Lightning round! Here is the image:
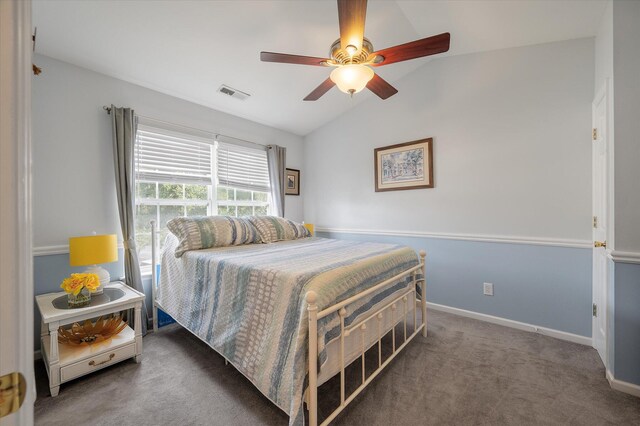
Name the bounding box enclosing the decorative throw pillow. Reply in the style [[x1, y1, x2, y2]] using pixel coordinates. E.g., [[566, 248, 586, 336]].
[[167, 216, 259, 257], [247, 216, 311, 243]]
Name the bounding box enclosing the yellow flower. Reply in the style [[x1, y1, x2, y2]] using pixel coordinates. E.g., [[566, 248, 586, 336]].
[[61, 276, 83, 295], [83, 274, 100, 292], [60, 273, 101, 295]]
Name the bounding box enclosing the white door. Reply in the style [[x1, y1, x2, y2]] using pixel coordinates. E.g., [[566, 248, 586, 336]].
[[592, 83, 609, 365], [0, 0, 35, 424]]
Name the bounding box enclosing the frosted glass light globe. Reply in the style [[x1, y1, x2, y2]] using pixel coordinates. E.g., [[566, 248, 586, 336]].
[[330, 64, 375, 95]]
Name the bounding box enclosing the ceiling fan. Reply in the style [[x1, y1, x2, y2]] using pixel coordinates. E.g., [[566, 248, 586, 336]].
[[260, 0, 450, 101]]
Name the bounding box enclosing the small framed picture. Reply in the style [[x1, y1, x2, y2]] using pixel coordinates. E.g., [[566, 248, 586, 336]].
[[374, 138, 434, 192], [285, 168, 300, 195]]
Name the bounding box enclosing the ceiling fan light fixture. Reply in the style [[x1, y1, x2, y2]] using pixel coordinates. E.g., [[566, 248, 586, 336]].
[[345, 44, 358, 56], [260, 1, 450, 101], [330, 64, 374, 95]]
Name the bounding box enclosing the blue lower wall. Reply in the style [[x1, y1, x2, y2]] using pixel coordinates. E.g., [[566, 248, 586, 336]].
[[607, 259, 616, 373], [318, 231, 592, 337], [35, 237, 638, 386], [613, 262, 640, 385], [33, 249, 153, 351], [33, 234, 595, 348]]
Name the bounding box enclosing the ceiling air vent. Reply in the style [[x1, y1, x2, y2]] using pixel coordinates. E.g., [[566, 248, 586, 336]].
[[217, 85, 250, 101]]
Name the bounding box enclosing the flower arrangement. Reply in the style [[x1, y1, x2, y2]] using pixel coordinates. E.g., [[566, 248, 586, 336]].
[[61, 273, 100, 295]]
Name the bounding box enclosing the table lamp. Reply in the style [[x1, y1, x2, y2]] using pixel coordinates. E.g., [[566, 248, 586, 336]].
[[303, 223, 314, 236], [69, 234, 118, 295]]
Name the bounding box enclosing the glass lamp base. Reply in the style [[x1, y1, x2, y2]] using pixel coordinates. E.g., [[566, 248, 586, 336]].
[[83, 265, 110, 295]]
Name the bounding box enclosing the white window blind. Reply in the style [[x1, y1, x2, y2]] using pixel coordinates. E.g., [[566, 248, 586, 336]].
[[217, 142, 270, 193], [135, 122, 213, 185]]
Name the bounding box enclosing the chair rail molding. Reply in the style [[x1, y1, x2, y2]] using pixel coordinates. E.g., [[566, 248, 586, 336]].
[[607, 250, 640, 265], [316, 227, 591, 249], [33, 243, 125, 257]]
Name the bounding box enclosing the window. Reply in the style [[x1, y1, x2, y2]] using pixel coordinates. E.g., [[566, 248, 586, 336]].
[[134, 119, 270, 273], [216, 186, 270, 217], [216, 142, 270, 217]]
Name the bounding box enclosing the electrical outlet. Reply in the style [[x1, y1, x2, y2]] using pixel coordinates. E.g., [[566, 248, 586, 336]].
[[483, 282, 494, 296]]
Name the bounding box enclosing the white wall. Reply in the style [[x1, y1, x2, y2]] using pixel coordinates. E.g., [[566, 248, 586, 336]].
[[594, 1, 613, 94], [32, 54, 304, 249], [594, 0, 640, 255], [304, 38, 594, 242], [612, 0, 640, 253]]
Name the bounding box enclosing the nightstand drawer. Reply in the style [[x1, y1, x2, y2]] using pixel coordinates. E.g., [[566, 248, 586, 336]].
[[60, 342, 136, 382]]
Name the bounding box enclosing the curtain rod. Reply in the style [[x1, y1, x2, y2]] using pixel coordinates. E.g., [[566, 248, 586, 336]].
[[102, 105, 269, 149]]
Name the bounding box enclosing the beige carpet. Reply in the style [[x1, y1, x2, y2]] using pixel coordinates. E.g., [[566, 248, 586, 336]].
[[35, 310, 640, 425]]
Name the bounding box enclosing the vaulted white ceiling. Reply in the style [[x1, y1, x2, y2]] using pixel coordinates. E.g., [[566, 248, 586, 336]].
[[33, 0, 607, 135]]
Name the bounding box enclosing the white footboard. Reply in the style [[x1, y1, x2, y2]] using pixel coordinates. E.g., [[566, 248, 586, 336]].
[[151, 219, 159, 333], [306, 250, 427, 426]]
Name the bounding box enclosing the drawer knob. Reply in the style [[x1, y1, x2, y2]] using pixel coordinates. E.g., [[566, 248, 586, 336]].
[[89, 353, 115, 367]]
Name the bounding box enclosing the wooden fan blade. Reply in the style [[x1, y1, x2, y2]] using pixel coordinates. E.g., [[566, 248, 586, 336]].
[[338, 0, 367, 51], [367, 74, 398, 100], [260, 52, 329, 67], [303, 78, 336, 101], [370, 33, 450, 67]]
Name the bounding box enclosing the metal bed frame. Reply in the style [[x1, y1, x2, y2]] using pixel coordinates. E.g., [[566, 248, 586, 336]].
[[149, 220, 427, 425]]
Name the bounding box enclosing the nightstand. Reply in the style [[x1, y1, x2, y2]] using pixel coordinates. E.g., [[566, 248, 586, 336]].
[[35, 282, 144, 397]]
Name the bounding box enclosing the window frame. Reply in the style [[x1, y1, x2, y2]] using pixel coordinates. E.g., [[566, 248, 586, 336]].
[[133, 120, 272, 275]]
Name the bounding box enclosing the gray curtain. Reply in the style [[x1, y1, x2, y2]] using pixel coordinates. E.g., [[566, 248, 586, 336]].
[[111, 105, 148, 335], [266, 145, 286, 217]]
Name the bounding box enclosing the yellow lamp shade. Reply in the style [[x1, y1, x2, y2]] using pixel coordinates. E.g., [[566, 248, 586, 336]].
[[304, 223, 314, 236], [69, 234, 118, 267]]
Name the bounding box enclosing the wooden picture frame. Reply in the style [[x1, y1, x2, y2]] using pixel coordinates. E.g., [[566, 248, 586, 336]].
[[285, 168, 300, 195], [374, 138, 433, 192]]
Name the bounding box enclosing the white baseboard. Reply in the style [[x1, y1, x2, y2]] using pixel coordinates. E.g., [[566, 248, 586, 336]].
[[427, 302, 592, 346], [607, 369, 640, 397]]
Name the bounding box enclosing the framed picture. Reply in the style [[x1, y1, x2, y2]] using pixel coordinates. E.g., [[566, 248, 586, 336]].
[[285, 168, 300, 195], [374, 138, 433, 192]]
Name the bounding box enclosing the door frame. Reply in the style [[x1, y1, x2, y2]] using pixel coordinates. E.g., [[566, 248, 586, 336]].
[[591, 79, 612, 367], [0, 0, 34, 424], [597, 78, 615, 252]]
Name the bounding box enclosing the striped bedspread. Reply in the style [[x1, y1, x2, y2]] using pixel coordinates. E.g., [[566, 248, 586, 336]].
[[158, 236, 419, 425]]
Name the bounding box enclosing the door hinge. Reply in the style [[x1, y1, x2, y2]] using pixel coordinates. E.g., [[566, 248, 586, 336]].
[[593, 128, 598, 141], [593, 303, 598, 317], [593, 216, 598, 228], [0, 372, 26, 418]]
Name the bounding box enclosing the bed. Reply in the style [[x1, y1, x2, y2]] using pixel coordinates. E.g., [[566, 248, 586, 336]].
[[150, 218, 426, 426]]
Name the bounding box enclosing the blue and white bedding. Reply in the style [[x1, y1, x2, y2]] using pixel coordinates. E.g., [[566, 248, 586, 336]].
[[158, 235, 420, 425]]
